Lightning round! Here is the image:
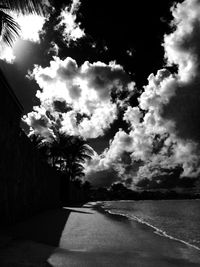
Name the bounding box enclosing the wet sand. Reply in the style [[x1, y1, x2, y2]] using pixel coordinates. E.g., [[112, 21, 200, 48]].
[[0, 203, 200, 266]]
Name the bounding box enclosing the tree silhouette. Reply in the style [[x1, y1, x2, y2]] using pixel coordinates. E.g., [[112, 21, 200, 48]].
[[0, 0, 43, 46], [30, 130, 94, 182], [2, 0, 43, 14], [64, 136, 94, 181], [29, 133, 51, 164], [0, 6, 20, 46]]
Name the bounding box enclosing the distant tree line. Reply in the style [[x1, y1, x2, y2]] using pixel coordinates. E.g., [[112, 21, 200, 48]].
[[88, 182, 200, 201]]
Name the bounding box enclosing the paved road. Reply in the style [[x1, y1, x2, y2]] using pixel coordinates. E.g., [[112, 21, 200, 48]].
[[0, 204, 200, 266]]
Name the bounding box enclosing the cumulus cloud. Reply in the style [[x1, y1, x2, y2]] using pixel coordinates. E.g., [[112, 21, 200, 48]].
[[162, 0, 200, 142], [85, 130, 134, 171], [85, 0, 200, 188], [0, 46, 15, 63], [25, 106, 55, 139], [56, 0, 85, 45], [24, 57, 133, 139], [84, 129, 142, 186]]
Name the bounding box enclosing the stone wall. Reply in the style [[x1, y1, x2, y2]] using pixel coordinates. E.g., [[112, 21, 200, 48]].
[[0, 71, 61, 225]]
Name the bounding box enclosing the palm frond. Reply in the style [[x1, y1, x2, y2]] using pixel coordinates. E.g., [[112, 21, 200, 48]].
[[1, 0, 43, 15], [29, 128, 94, 180], [0, 9, 20, 46]]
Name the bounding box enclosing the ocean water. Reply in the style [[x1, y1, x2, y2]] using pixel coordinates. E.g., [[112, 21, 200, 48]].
[[100, 199, 200, 250]]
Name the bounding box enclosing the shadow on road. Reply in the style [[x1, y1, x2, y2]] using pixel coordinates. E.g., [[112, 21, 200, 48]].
[[10, 208, 91, 246], [0, 207, 90, 266]]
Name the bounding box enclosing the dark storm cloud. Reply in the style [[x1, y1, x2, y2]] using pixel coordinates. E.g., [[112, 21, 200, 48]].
[[136, 166, 196, 190], [86, 169, 118, 188]]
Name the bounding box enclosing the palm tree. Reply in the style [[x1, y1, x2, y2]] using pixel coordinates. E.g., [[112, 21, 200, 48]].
[[1, 0, 43, 15], [31, 130, 94, 181], [48, 132, 72, 171], [30, 130, 94, 204], [29, 133, 51, 164], [49, 133, 94, 181], [64, 136, 94, 181], [0, 6, 20, 46], [29, 132, 66, 169], [0, 0, 44, 46]]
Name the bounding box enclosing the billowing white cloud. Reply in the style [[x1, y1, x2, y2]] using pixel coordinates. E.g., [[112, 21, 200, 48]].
[[56, 0, 85, 45], [163, 0, 200, 81], [0, 45, 15, 63], [84, 129, 142, 187], [162, 0, 200, 143], [24, 57, 133, 139], [25, 106, 55, 139], [85, 0, 200, 188]]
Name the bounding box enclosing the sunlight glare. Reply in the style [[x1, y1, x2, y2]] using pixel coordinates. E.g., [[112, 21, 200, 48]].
[[0, 12, 46, 64], [14, 13, 46, 43]]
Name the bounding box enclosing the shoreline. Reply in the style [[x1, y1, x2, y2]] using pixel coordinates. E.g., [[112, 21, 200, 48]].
[[92, 201, 200, 252], [57, 204, 200, 266]]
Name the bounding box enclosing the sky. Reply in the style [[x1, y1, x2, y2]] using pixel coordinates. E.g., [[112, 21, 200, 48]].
[[1, 0, 200, 190]]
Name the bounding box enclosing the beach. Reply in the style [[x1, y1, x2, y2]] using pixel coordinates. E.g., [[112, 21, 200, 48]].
[[0, 202, 200, 266]]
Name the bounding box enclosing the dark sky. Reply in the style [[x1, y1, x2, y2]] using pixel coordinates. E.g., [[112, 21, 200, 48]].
[[1, 0, 175, 112], [1, 0, 200, 190]]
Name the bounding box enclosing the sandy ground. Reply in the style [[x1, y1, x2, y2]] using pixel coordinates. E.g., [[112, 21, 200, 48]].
[[0, 203, 200, 266]]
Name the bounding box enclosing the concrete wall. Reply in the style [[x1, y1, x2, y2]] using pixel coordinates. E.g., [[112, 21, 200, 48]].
[[0, 71, 61, 225]]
